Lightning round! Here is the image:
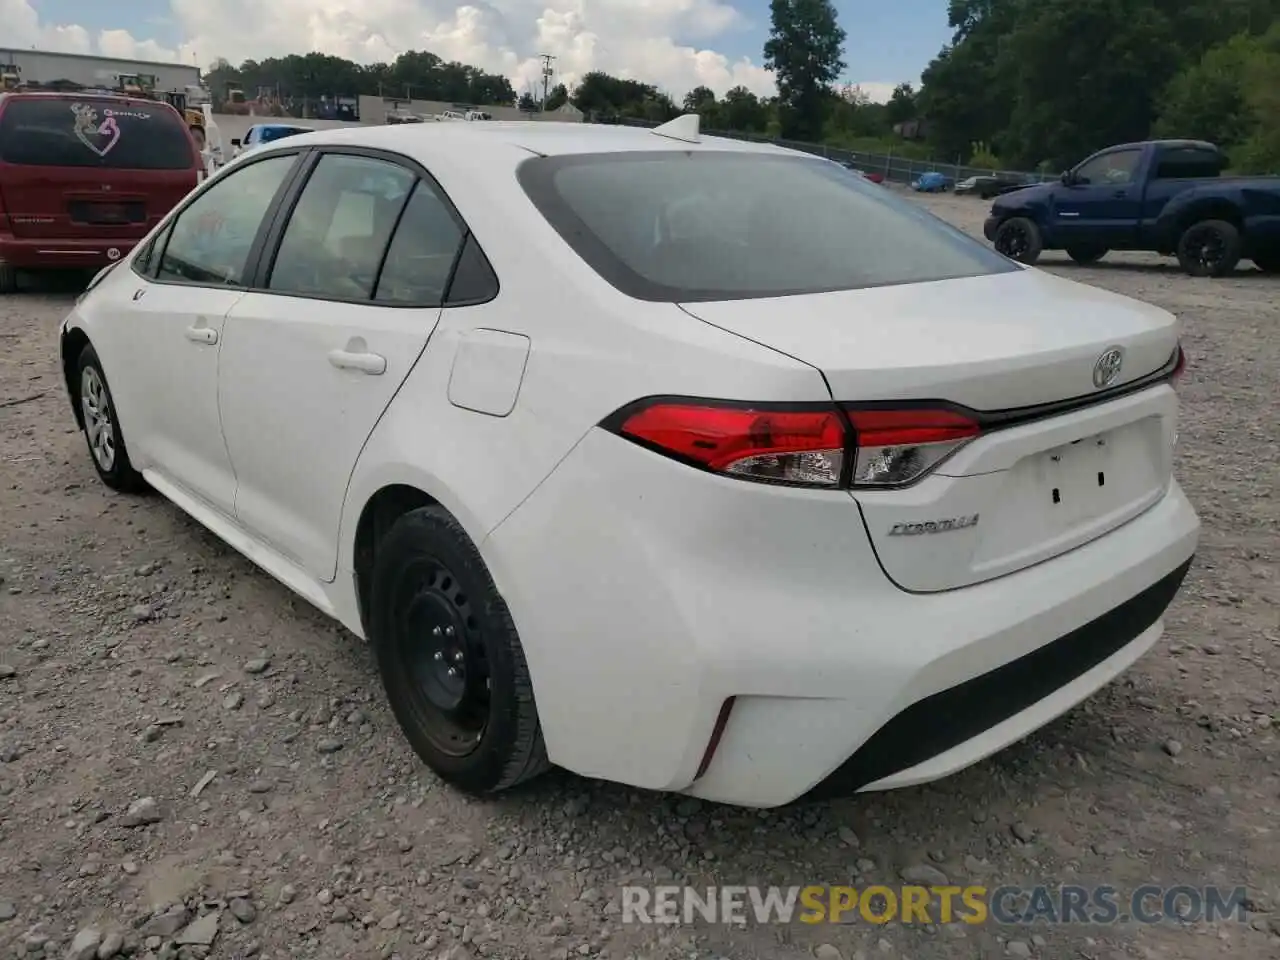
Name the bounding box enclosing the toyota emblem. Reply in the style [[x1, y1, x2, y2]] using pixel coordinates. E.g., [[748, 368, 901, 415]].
[[1092, 347, 1124, 389]]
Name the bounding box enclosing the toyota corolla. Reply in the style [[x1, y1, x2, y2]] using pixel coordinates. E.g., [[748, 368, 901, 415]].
[[58, 116, 1198, 808]]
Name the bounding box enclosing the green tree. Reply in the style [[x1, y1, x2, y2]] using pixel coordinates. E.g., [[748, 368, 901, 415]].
[[884, 83, 917, 126], [545, 83, 569, 111], [683, 86, 717, 112], [719, 86, 768, 131], [764, 0, 847, 140]]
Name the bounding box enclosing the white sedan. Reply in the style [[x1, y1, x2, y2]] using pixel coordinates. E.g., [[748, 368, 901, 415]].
[[58, 116, 1199, 808]]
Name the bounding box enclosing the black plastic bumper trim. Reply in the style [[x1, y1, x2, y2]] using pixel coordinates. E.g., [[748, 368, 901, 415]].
[[801, 555, 1193, 802]]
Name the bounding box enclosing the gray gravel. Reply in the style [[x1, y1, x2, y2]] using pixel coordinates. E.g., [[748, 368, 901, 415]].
[[2, 203, 1279, 959]]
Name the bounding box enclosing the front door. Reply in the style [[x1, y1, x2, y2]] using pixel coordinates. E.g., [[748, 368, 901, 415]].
[[102, 151, 302, 515], [1052, 146, 1143, 248], [217, 151, 467, 580]]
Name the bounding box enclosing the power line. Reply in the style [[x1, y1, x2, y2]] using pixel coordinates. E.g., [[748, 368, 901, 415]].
[[538, 53, 556, 111]]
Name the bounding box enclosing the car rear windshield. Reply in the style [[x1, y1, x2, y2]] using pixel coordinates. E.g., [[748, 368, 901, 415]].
[[0, 97, 194, 170], [517, 150, 1018, 302]]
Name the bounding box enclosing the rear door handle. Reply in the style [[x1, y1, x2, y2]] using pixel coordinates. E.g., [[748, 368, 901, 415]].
[[328, 349, 386, 375], [185, 324, 218, 345]]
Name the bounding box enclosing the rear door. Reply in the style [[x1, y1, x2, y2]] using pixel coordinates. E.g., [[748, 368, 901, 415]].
[[0, 96, 197, 241], [217, 149, 472, 581]]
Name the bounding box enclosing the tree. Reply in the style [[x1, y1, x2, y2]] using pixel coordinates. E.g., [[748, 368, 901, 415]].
[[545, 83, 569, 111], [885, 83, 917, 126], [683, 86, 717, 112], [720, 86, 768, 131], [763, 0, 847, 140]]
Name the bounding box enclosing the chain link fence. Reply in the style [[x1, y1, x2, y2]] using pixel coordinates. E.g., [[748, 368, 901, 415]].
[[597, 116, 1054, 188]]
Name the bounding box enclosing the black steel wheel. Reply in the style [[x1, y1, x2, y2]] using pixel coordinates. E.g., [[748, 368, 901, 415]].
[[369, 505, 550, 794], [1176, 219, 1242, 277], [992, 216, 1043, 265]]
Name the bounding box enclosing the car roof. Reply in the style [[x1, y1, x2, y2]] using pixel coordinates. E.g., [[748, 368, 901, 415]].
[[267, 119, 805, 163]]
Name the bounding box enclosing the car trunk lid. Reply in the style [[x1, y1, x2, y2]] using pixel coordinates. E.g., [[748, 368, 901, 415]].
[[679, 268, 1182, 591]]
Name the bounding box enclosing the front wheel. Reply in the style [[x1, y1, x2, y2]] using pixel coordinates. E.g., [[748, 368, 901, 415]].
[[75, 344, 147, 492], [1177, 220, 1242, 277], [993, 216, 1043, 265], [1066, 246, 1107, 265], [369, 505, 550, 795]]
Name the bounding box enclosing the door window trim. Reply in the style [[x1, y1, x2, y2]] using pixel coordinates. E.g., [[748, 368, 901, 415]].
[[135, 148, 310, 291], [246, 145, 498, 309]]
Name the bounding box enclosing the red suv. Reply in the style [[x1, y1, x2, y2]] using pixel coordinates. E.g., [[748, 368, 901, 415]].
[[0, 91, 202, 292]]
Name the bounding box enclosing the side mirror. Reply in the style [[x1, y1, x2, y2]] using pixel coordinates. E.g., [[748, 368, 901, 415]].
[[1060, 170, 1072, 185], [230, 138, 241, 147]]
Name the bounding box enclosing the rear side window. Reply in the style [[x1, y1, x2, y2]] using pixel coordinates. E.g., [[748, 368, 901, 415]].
[[0, 97, 194, 170], [374, 179, 465, 304], [1153, 147, 1222, 179], [267, 154, 416, 301], [517, 151, 1017, 302]]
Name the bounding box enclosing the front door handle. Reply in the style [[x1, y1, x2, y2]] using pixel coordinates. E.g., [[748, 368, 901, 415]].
[[185, 324, 218, 345], [328, 348, 386, 375]]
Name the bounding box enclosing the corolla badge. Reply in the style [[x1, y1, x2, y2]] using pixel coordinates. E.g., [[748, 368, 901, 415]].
[[1092, 346, 1124, 389]]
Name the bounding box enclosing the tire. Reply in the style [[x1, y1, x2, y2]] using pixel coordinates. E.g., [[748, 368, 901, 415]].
[[1252, 253, 1280, 274], [75, 344, 147, 493], [0, 265, 17, 294], [369, 505, 550, 795], [1176, 219, 1242, 277], [1066, 246, 1107, 265], [993, 216, 1043, 264]]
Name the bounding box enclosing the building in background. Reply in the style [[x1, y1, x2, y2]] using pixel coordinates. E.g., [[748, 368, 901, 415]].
[[0, 48, 202, 97]]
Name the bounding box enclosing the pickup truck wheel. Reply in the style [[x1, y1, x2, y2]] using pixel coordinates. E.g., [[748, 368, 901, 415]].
[[993, 217, 1043, 265], [1252, 253, 1280, 273], [1177, 220, 1242, 277], [1066, 246, 1107, 265]]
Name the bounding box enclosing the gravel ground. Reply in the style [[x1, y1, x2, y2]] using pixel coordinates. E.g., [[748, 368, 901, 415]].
[[1, 194, 1278, 960]]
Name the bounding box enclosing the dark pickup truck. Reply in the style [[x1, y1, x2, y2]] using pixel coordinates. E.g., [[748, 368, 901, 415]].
[[983, 139, 1280, 276]]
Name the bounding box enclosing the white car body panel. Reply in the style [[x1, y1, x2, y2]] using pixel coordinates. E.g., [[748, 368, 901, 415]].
[[59, 120, 1199, 808]]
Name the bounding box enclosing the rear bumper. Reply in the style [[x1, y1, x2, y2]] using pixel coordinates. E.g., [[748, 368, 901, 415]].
[[0, 235, 136, 269], [983, 216, 1001, 241], [484, 427, 1199, 808]]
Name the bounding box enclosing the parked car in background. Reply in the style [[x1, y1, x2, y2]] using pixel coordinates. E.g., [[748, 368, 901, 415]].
[[911, 171, 951, 192], [983, 139, 1280, 275], [955, 173, 1032, 199], [838, 160, 884, 184], [231, 123, 315, 158], [0, 90, 203, 293]]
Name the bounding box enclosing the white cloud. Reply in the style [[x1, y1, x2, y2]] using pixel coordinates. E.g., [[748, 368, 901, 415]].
[[2, 0, 902, 103]]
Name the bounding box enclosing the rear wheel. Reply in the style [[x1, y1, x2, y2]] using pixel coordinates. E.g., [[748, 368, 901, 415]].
[[993, 216, 1043, 265], [369, 505, 550, 794], [1066, 246, 1107, 265], [75, 344, 147, 492], [1176, 220, 1242, 277]]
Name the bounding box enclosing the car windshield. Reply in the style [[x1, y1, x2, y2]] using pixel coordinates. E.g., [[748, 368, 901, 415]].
[[517, 150, 1017, 302], [0, 97, 194, 169]]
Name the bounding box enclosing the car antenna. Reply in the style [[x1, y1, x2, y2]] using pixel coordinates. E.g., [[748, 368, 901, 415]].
[[651, 113, 700, 144]]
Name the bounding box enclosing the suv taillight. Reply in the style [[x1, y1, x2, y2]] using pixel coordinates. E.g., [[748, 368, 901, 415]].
[[603, 399, 980, 489]]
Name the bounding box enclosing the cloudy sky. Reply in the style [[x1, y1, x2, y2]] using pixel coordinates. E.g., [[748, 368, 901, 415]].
[[5, 0, 950, 103]]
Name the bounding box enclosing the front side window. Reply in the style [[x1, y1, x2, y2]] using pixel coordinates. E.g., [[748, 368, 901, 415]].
[[267, 153, 416, 300], [155, 154, 297, 286], [0, 97, 194, 170], [1074, 148, 1142, 186], [517, 150, 1017, 302]]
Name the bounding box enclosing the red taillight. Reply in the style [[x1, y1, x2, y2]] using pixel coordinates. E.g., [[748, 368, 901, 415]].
[[615, 401, 848, 486], [605, 399, 981, 489]]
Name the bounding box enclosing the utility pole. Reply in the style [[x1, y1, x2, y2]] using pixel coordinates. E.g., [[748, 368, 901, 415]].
[[538, 54, 556, 111]]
